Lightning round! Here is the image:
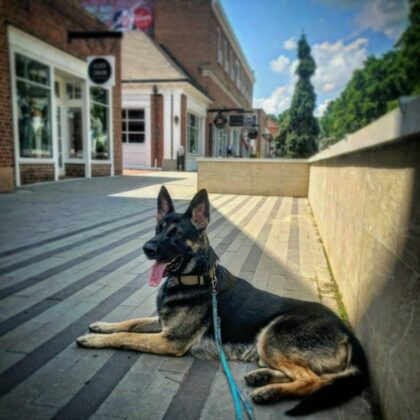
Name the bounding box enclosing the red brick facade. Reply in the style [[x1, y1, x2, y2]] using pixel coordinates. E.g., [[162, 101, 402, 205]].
[[91, 164, 111, 177], [65, 163, 85, 178], [150, 92, 164, 167], [0, 0, 122, 190], [20, 164, 54, 185], [154, 0, 252, 111]]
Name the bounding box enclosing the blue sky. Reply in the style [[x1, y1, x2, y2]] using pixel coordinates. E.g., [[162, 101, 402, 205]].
[[221, 0, 410, 116]]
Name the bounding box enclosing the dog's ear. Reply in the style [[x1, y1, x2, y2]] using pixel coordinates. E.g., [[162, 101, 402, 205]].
[[185, 189, 210, 230], [157, 186, 174, 221]]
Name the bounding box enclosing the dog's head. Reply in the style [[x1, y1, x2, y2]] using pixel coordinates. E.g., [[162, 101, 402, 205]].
[[143, 186, 211, 286]]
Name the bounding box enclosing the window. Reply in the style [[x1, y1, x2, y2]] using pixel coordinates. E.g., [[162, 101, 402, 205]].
[[66, 82, 82, 99], [122, 109, 145, 143], [224, 40, 229, 73], [15, 53, 52, 158], [230, 50, 235, 79], [187, 112, 201, 154], [235, 60, 240, 89], [90, 87, 110, 160], [217, 28, 223, 64]]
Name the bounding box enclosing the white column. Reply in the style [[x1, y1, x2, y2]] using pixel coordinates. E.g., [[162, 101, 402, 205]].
[[172, 90, 182, 160], [163, 90, 172, 160], [51, 67, 59, 181], [83, 81, 91, 178]]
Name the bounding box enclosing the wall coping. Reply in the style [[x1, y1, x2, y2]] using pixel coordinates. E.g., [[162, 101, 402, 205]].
[[310, 96, 420, 163], [197, 158, 308, 164]]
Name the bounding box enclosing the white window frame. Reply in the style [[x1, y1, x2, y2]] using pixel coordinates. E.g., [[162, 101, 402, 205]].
[[230, 50, 235, 80], [217, 27, 223, 65], [235, 60, 241, 89], [122, 108, 146, 144], [186, 112, 202, 155], [90, 86, 112, 164], [224, 40, 229, 73]]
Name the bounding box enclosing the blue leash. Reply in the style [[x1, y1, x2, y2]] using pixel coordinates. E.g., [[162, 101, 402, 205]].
[[211, 275, 256, 420]]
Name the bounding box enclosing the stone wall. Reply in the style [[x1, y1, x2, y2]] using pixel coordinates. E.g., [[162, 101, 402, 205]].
[[308, 99, 420, 419], [197, 158, 309, 197]]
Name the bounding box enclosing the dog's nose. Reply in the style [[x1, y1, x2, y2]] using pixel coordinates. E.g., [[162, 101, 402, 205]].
[[143, 242, 158, 258]]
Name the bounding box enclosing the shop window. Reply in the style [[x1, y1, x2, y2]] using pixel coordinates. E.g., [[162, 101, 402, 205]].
[[15, 53, 52, 158], [217, 28, 223, 65], [68, 107, 83, 159], [122, 109, 145, 143], [90, 87, 110, 160], [187, 112, 201, 154]]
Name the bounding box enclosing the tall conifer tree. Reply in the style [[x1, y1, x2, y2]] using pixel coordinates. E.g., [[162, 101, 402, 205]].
[[284, 34, 319, 157]]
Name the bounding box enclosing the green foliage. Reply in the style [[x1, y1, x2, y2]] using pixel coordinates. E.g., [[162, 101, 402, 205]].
[[320, 0, 420, 144], [279, 35, 319, 158]]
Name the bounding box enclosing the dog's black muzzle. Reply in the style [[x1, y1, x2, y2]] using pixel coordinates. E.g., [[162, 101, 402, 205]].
[[143, 241, 158, 259]]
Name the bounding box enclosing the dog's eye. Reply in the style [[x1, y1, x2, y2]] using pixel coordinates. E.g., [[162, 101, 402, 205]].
[[168, 227, 180, 236]]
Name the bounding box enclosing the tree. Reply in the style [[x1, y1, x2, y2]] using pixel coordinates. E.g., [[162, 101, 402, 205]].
[[320, 0, 420, 143], [283, 34, 319, 158], [274, 110, 290, 156]]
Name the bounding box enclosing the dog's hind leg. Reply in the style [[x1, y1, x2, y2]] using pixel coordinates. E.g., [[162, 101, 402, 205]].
[[250, 360, 330, 404], [89, 316, 161, 334], [245, 368, 291, 387]]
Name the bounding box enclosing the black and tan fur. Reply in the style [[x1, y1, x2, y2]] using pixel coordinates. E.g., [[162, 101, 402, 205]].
[[77, 186, 368, 416]]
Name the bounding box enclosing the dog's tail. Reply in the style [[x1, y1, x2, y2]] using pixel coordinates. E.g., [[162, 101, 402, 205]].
[[286, 339, 368, 417]]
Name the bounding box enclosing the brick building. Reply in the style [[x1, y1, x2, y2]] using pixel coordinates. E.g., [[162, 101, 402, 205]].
[[84, 0, 258, 170], [0, 0, 122, 192]]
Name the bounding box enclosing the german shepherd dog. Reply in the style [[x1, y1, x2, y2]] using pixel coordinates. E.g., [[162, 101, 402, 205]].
[[77, 187, 368, 416]]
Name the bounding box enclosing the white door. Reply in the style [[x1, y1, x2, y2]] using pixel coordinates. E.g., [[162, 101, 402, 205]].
[[122, 108, 149, 168]]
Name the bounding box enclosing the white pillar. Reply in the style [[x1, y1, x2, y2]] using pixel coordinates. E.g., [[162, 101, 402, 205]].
[[172, 90, 182, 160], [83, 81, 91, 178], [163, 90, 172, 160]]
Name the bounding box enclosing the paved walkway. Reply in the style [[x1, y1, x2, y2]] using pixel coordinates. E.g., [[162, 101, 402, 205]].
[[0, 173, 371, 419]]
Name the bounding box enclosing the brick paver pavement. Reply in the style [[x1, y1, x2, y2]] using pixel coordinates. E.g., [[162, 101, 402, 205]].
[[0, 173, 371, 419]]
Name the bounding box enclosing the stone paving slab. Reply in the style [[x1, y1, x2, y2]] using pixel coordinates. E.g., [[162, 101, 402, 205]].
[[0, 173, 372, 419]]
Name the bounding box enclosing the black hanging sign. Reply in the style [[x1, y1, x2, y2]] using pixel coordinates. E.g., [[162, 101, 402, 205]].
[[214, 112, 227, 129], [88, 56, 115, 87]]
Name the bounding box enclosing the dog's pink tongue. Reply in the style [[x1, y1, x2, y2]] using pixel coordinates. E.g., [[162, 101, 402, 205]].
[[149, 262, 167, 287]]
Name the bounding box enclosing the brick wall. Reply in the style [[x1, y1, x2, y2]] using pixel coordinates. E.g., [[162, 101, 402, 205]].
[[181, 94, 187, 149], [154, 0, 252, 110], [91, 164, 111, 177], [0, 0, 122, 187], [20, 164, 54, 185], [150, 92, 163, 167], [65, 163, 85, 178], [0, 1, 15, 192]]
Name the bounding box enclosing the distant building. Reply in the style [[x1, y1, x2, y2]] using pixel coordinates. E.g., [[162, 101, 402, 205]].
[[0, 0, 123, 191], [84, 0, 259, 170]]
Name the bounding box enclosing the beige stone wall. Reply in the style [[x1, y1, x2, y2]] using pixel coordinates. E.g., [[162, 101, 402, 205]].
[[308, 136, 419, 419], [197, 158, 309, 197]]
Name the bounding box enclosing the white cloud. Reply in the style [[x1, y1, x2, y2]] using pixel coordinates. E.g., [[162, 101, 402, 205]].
[[284, 37, 297, 50], [253, 86, 292, 115], [315, 99, 331, 117], [316, 0, 409, 39], [255, 37, 369, 116], [270, 55, 291, 74], [312, 38, 368, 95]]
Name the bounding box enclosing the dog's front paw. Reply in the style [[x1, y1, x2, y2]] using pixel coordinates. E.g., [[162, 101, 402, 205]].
[[251, 386, 280, 404], [76, 334, 107, 348], [89, 322, 113, 333]]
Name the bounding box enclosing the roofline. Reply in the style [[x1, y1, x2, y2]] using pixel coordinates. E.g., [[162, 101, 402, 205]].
[[122, 79, 214, 102], [211, 0, 255, 83]]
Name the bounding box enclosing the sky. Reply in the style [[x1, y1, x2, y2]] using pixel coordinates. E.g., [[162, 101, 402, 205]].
[[221, 0, 410, 117]]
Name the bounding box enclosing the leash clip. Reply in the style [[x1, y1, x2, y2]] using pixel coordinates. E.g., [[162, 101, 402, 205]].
[[211, 273, 217, 294]]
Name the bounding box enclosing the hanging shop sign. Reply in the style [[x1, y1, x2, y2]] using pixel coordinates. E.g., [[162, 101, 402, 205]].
[[87, 56, 115, 87], [248, 128, 259, 139], [229, 115, 244, 127], [214, 112, 227, 129]]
